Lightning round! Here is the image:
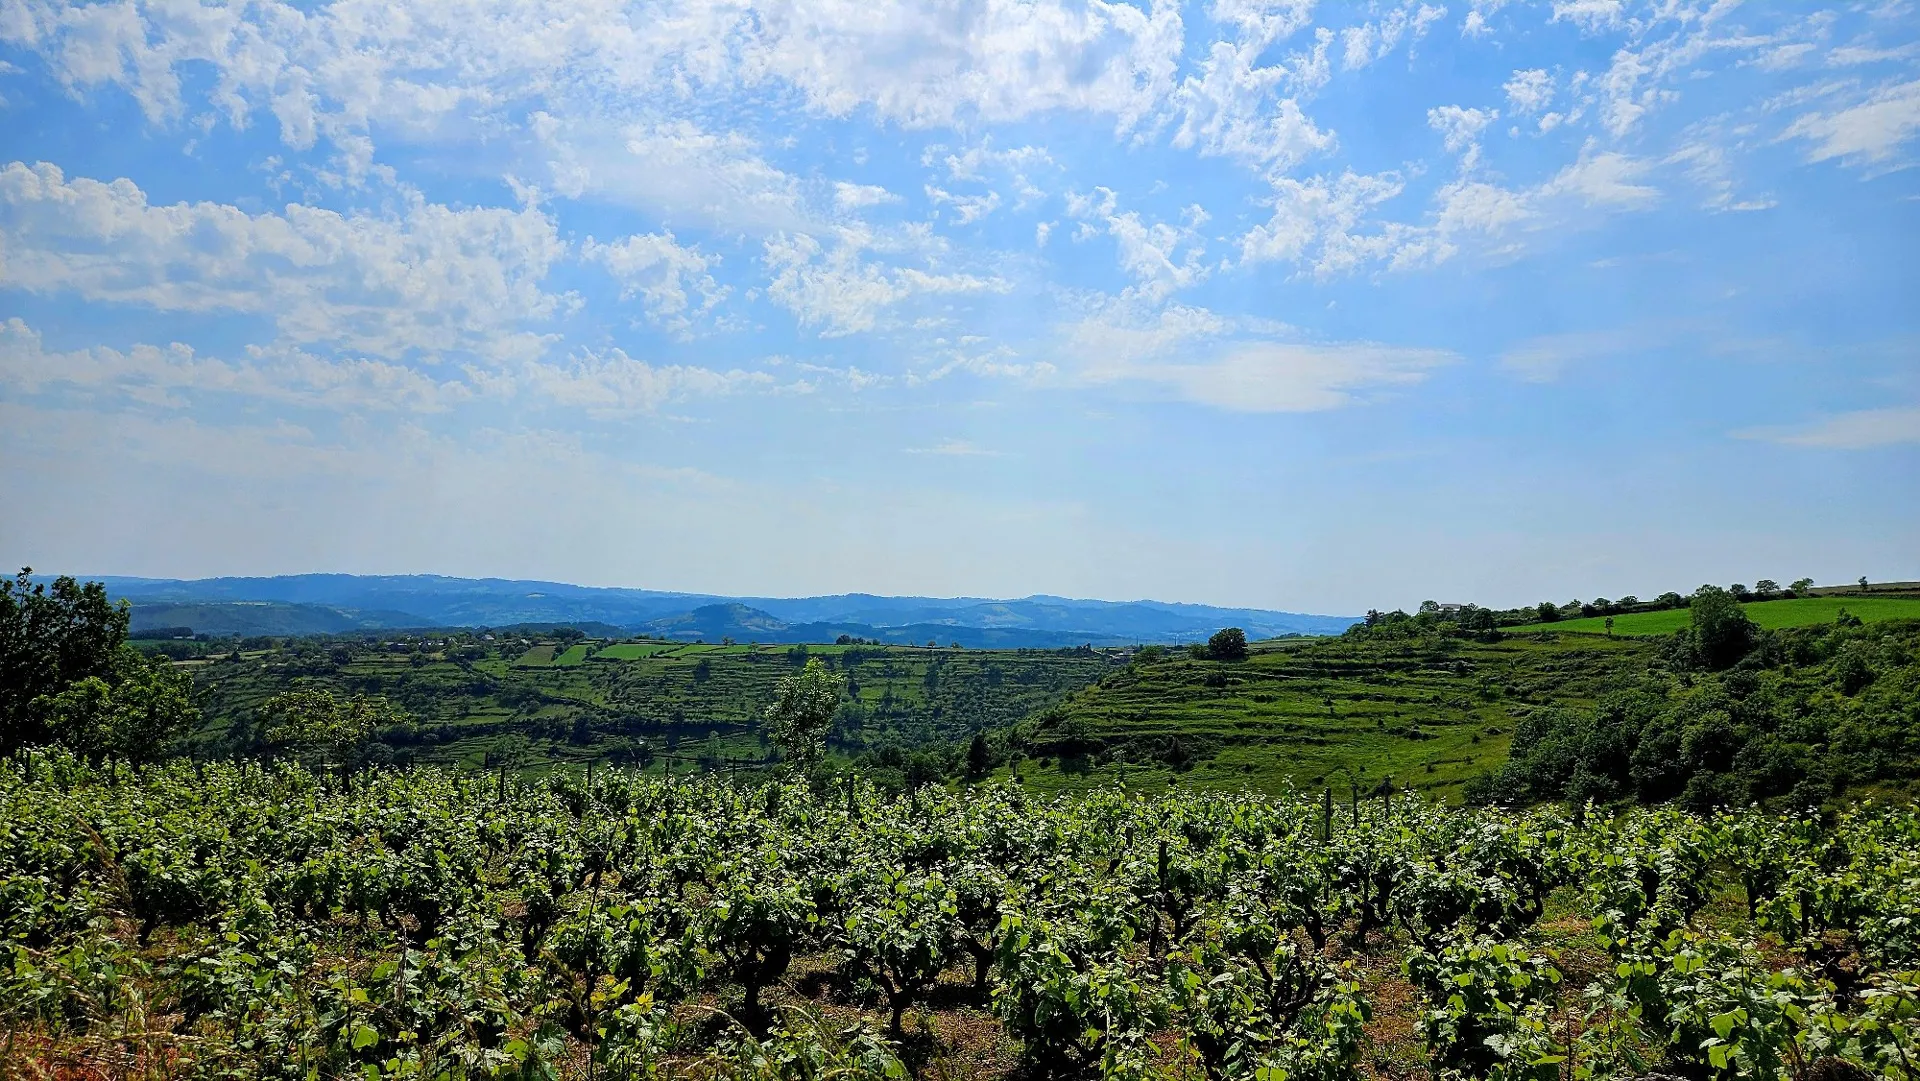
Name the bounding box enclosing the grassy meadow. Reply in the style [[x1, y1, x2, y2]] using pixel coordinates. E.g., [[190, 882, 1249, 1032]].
[[1518, 594, 1920, 636]]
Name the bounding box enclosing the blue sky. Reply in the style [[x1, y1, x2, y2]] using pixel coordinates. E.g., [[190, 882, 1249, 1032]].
[[1, 0, 1916, 614]]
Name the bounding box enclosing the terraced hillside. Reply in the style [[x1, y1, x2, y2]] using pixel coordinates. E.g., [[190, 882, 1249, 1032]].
[[1010, 633, 1659, 800], [184, 637, 1118, 769]]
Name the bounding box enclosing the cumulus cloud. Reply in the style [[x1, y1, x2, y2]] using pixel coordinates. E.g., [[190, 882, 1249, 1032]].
[[1236, 170, 1408, 275], [1340, 4, 1448, 71], [833, 182, 902, 210], [761, 232, 1007, 337], [740, 0, 1187, 130], [1428, 104, 1498, 166], [581, 231, 727, 337], [1504, 69, 1553, 114], [1550, 0, 1624, 34], [0, 317, 470, 413], [1167, 20, 1336, 174], [542, 120, 817, 235], [1066, 188, 1214, 300], [483, 349, 773, 417], [0, 161, 564, 360]]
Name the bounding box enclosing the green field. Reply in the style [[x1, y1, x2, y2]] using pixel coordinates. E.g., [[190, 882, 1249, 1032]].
[[592, 641, 681, 660], [1518, 595, 1920, 636], [1010, 633, 1657, 801], [552, 643, 591, 665], [512, 643, 557, 665]]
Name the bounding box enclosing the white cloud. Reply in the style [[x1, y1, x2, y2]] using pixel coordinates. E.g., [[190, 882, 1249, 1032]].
[[1784, 78, 1920, 166], [1461, 0, 1507, 39], [1208, 0, 1317, 46], [927, 186, 1003, 224], [543, 120, 816, 235], [834, 182, 902, 210], [1062, 299, 1235, 364], [1428, 104, 1498, 163], [1504, 69, 1553, 114], [1067, 188, 1214, 299], [485, 348, 772, 417], [581, 231, 727, 337], [0, 315, 775, 419], [0, 161, 564, 361], [1541, 145, 1660, 207], [1735, 407, 1920, 449], [1341, 3, 1447, 70], [1497, 329, 1641, 383], [1666, 142, 1776, 211], [1057, 296, 1448, 412], [904, 438, 1005, 456], [761, 231, 1007, 337], [0, 317, 469, 413], [1098, 339, 1457, 412], [1550, 0, 1624, 34], [1168, 23, 1336, 174], [933, 141, 1056, 206], [740, 0, 1186, 130], [1236, 170, 1408, 275]]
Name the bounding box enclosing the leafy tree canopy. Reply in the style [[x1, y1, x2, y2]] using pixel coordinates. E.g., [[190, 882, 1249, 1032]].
[[2, 568, 198, 760], [1206, 627, 1249, 662], [262, 688, 409, 771], [766, 658, 842, 771]]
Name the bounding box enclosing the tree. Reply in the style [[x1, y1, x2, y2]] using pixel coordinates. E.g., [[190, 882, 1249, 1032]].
[[1754, 579, 1779, 598], [765, 658, 841, 771], [1, 569, 131, 753], [262, 689, 406, 771], [967, 729, 993, 777], [1688, 586, 1757, 670], [41, 651, 197, 761], [1207, 627, 1249, 662], [1859, 576, 1871, 591], [1535, 602, 1561, 623], [1792, 578, 1815, 595]]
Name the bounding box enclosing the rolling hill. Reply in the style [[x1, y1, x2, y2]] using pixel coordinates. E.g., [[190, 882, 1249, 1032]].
[[77, 572, 1358, 645]]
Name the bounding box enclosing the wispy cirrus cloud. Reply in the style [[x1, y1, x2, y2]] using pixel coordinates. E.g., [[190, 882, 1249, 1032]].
[[1735, 407, 1920, 449]]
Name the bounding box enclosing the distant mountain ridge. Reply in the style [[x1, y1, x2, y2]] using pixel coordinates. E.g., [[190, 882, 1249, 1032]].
[[65, 573, 1359, 644]]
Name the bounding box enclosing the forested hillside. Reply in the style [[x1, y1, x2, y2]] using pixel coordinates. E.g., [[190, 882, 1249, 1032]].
[[182, 635, 1118, 774], [1012, 601, 1920, 807]]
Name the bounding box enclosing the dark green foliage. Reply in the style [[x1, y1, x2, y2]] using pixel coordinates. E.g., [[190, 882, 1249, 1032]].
[[1473, 618, 1920, 808], [1206, 627, 1249, 661], [2, 570, 199, 760], [1, 569, 133, 752], [1681, 585, 1759, 669], [185, 635, 1113, 773], [966, 729, 993, 777], [37, 651, 199, 762]]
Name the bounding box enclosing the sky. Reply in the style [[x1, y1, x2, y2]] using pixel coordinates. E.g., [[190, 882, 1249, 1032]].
[[0, 0, 1917, 615]]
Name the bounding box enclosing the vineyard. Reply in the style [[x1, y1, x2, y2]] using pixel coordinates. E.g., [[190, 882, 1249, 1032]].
[[5, 751, 1917, 1080]]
